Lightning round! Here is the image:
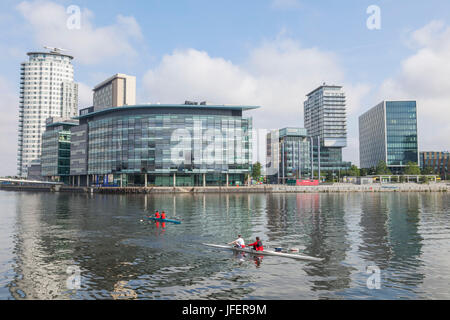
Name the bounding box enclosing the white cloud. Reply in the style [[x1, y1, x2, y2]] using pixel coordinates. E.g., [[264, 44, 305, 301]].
[[143, 40, 345, 129], [144, 49, 258, 106], [0, 76, 19, 176], [379, 20, 450, 152], [143, 37, 371, 165], [16, 1, 143, 65]]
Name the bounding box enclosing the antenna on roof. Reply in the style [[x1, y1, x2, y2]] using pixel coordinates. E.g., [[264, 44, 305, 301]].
[[43, 46, 68, 54]]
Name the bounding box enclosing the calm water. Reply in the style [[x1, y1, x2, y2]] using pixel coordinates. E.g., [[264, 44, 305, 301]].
[[0, 190, 449, 300]]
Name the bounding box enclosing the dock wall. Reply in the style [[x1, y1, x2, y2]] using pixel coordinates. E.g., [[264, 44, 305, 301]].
[[2, 183, 449, 194]]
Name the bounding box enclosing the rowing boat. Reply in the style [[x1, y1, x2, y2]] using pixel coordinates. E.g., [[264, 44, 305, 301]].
[[203, 243, 323, 262], [145, 217, 182, 224]]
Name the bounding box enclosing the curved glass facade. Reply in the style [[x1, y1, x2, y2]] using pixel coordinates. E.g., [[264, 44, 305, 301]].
[[72, 105, 256, 186]]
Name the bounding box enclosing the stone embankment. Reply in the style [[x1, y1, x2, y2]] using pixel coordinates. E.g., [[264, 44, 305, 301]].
[[2, 183, 449, 194], [93, 183, 449, 194]]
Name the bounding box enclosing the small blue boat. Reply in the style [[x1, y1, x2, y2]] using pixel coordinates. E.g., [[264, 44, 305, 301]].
[[145, 217, 182, 224]]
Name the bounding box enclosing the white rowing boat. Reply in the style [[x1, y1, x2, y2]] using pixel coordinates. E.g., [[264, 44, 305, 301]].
[[203, 243, 323, 262]]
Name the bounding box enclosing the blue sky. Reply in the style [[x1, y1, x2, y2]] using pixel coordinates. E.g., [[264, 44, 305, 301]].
[[1, 0, 450, 175]]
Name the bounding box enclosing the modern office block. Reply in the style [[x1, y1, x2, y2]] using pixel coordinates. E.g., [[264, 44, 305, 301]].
[[69, 124, 89, 175], [41, 117, 78, 183], [359, 101, 418, 173], [266, 127, 311, 184], [67, 103, 258, 187], [303, 84, 349, 172], [420, 151, 449, 180], [93, 73, 136, 111], [26, 159, 43, 181], [17, 48, 78, 177]]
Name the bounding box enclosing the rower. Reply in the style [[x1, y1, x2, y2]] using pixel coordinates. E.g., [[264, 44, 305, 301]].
[[161, 211, 166, 220], [248, 237, 264, 251], [155, 211, 160, 219], [229, 234, 245, 248]]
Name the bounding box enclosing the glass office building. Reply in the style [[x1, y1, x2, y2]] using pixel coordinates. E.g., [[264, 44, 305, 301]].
[[71, 104, 258, 186], [420, 151, 449, 180], [304, 84, 350, 172], [359, 101, 418, 173], [266, 128, 311, 184], [41, 118, 78, 183]]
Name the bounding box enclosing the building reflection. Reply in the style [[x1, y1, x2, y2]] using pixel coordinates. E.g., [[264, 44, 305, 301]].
[[359, 193, 392, 269], [10, 193, 78, 299], [9, 193, 145, 299], [305, 194, 353, 292], [264, 193, 320, 242], [358, 193, 425, 295], [6, 191, 432, 299], [265, 193, 353, 292], [384, 194, 424, 290]]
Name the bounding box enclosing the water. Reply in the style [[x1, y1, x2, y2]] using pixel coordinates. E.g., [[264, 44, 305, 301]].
[[0, 190, 449, 300]]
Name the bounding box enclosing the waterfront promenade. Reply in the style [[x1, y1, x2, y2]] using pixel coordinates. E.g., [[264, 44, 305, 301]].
[[1, 182, 449, 194]]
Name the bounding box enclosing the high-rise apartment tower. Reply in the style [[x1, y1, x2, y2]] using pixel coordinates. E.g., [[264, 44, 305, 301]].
[[17, 47, 78, 177], [303, 84, 349, 172]]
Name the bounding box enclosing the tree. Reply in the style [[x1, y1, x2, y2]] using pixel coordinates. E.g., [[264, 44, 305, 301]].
[[252, 162, 262, 181], [421, 166, 435, 175], [376, 161, 391, 175], [360, 168, 368, 176], [347, 165, 360, 177], [404, 161, 421, 175], [368, 166, 377, 175]]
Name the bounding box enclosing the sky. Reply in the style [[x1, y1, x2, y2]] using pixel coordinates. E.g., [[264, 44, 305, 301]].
[[1, 0, 450, 176]]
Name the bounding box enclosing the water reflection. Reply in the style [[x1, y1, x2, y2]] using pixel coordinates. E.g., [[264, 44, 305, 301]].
[[1, 191, 449, 299], [307, 195, 353, 293], [359, 193, 392, 269], [264, 193, 354, 293], [385, 194, 424, 294]]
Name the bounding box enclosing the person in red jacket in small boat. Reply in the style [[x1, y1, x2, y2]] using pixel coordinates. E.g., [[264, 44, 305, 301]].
[[248, 237, 264, 251], [161, 211, 166, 220], [155, 211, 160, 219]]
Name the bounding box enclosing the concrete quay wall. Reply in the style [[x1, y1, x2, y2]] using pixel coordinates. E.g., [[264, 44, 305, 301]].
[[93, 183, 449, 194], [2, 183, 448, 194]]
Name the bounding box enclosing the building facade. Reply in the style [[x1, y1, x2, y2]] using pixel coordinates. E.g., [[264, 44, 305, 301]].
[[68, 103, 257, 187], [93, 73, 136, 111], [266, 128, 311, 184], [359, 101, 418, 173], [304, 84, 349, 172], [69, 122, 89, 186], [26, 159, 42, 181], [41, 118, 78, 183], [420, 151, 449, 180], [17, 48, 78, 177]]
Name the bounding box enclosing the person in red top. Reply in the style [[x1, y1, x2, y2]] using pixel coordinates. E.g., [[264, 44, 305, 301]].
[[155, 211, 160, 219], [161, 211, 166, 220], [248, 237, 264, 251]]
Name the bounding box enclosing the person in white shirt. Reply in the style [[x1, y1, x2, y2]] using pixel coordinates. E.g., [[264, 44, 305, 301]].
[[229, 234, 245, 248]]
